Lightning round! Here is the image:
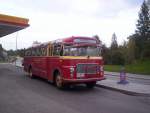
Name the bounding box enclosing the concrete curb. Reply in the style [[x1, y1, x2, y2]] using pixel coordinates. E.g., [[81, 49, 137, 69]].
[[105, 73, 150, 80], [96, 84, 150, 97]]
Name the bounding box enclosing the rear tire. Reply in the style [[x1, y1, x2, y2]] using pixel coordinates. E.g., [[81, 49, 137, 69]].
[[28, 68, 34, 78], [86, 82, 96, 89]]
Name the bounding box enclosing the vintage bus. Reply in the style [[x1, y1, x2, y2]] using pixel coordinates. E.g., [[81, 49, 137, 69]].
[[23, 36, 105, 89]]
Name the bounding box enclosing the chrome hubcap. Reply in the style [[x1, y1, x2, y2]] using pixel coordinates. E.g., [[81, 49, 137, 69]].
[[29, 70, 32, 77], [56, 75, 62, 88]]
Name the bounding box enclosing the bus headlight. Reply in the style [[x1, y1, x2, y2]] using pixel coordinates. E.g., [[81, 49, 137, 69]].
[[100, 66, 103, 71], [99, 66, 104, 76], [70, 67, 74, 78]]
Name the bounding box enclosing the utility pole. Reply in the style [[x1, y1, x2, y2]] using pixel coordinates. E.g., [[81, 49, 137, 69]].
[[15, 32, 18, 66]]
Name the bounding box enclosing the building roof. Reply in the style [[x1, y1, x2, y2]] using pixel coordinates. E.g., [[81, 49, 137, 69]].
[[0, 14, 29, 37]]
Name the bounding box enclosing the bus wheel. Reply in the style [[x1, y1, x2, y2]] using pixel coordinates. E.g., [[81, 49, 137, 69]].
[[55, 73, 64, 89], [86, 82, 96, 89], [28, 68, 34, 78]]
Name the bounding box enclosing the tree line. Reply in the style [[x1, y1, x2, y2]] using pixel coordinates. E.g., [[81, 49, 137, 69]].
[[102, 0, 150, 65], [2, 1, 150, 65]]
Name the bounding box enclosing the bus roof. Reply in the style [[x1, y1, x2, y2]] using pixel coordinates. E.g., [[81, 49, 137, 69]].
[[27, 36, 100, 49], [62, 36, 98, 44]]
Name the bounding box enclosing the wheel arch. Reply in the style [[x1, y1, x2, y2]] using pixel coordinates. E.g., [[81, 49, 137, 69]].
[[28, 64, 32, 72], [52, 68, 61, 83]]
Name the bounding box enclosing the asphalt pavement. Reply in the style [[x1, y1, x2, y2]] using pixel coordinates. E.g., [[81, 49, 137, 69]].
[[12, 59, 150, 96], [0, 63, 150, 113]]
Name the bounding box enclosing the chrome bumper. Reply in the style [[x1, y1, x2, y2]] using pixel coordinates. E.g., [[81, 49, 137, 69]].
[[62, 77, 106, 83]]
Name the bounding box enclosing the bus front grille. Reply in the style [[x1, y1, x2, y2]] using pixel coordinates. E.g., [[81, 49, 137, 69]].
[[76, 64, 99, 74]]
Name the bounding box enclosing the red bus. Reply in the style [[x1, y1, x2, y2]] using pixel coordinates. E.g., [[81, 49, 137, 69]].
[[23, 36, 105, 89]]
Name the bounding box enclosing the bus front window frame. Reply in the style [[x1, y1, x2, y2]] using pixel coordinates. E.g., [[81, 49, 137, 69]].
[[63, 45, 101, 57]]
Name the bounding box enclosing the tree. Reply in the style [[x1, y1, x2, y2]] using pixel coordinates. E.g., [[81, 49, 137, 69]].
[[111, 50, 125, 65], [0, 44, 6, 61], [118, 41, 128, 64], [0, 44, 3, 61], [136, 0, 150, 38], [101, 44, 111, 64], [110, 33, 119, 64], [127, 38, 136, 63], [101, 34, 126, 65], [93, 35, 102, 45], [111, 33, 118, 50], [135, 1, 150, 58]]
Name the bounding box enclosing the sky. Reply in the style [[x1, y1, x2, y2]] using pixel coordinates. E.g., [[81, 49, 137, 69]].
[[0, 0, 144, 50]]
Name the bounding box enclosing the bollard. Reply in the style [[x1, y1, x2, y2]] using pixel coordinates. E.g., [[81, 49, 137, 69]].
[[117, 66, 129, 84]]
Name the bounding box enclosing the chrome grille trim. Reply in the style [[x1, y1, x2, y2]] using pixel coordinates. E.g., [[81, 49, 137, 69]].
[[76, 63, 99, 74]]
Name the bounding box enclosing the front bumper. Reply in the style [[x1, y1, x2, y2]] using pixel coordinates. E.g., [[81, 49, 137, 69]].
[[62, 77, 106, 83]]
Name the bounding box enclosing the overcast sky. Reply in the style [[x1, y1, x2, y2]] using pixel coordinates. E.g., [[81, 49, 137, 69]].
[[0, 0, 144, 50]]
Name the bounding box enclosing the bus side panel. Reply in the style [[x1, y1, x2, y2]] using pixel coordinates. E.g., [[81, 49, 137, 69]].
[[47, 57, 62, 82], [32, 57, 47, 79], [23, 57, 32, 72]]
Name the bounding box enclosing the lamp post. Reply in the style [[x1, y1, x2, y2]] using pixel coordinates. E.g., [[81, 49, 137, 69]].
[[16, 32, 18, 51], [15, 32, 18, 66]]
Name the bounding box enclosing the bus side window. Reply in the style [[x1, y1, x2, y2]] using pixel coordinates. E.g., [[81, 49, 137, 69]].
[[32, 48, 36, 56], [51, 45, 54, 56], [40, 47, 43, 56], [38, 47, 42, 56], [28, 49, 31, 56], [25, 49, 31, 56], [44, 47, 47, 56], [49, 46, 51, 56], [60, 45, 63, 56], [53, 45, 61, 56], [41, 47, 47, 56], [25, 50, 28, 56], [36, 47, 41, 56], [47, 44, 52, 56]]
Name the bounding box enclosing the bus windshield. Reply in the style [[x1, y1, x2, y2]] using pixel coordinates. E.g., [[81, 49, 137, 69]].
[[63, 46, 101, 56]]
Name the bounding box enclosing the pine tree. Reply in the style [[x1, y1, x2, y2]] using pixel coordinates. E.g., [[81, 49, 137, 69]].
[[111, 33, 118, 50], [135, 0, 150, 58], [136, 0, 150, 39]]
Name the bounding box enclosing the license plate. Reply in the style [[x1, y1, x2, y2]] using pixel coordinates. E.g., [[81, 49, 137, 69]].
[[77, 73, 85, 78]]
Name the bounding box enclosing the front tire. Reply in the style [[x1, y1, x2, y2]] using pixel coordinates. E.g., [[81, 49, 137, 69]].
[[55, 73, 64, 89], [86, 82, 96, 88]]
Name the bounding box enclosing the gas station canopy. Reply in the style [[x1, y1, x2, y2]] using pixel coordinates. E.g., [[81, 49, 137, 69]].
[[0, 14, 29, 37]]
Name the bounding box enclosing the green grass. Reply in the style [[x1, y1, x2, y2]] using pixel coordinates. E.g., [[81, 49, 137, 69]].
[[104, 59, 150, 75]]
